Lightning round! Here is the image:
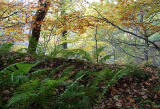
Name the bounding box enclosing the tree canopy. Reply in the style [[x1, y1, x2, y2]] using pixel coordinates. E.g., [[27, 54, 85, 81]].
[[0, 0, 160, 63]]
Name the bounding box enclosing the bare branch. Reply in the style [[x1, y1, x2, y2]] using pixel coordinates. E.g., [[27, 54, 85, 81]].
[[92, 8, 160, 51]]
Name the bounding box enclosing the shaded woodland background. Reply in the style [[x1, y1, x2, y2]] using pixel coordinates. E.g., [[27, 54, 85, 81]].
[[0, 0, 160, 66]]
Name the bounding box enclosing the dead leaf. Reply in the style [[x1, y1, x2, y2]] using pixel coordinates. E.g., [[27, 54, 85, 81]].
[[127, 96, 135, 103]]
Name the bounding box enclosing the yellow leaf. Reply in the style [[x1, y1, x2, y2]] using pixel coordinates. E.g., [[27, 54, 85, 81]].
[[56, 28, 64, 35]]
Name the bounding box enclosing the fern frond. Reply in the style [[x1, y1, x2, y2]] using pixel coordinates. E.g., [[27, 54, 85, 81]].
[[61, 49, 92, 62], [50, 44, 63, 58], [0, 43, 13, 56], [94, 47, 105, 58], [99, 54, 112, 63], [59, 74, 85, 99], [101, 67, 131, 98], [8, 92, 38, 107]]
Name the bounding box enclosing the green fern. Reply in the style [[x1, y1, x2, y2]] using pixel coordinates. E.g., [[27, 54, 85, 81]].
[[61, 49, 92, 62], [5, 61, 133, 109], [93, 47, 112, 63], [39, 77, 68, 93], [7, 66, 72, 108], [48, 65, 64, 77], [57, 73, 90, 109], [101, 66, 132, 98], [50, 44, 63, 58], [99, 54, 112, 63], [61, 66, 74, 77], [8, 79, 40, 107], [8, 92, 38, 107], [91, 68, 113, 86], [94, 47, 105, 59], [0, 43, 13, 56], [0, 61, 42, 86], [50, 45, 111, 63]]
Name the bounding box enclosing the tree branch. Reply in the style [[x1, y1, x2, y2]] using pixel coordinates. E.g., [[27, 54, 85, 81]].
[[92, 8, 160, 51]]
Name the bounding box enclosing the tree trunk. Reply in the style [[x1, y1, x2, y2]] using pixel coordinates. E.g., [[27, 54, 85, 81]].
[[60, 0, 68, 49], [144, 36, 149, 61], [62, 30, 67, 49], [95, 25, 98, 63], [139, 10, 149, 62], [28, 0, 51, 54]]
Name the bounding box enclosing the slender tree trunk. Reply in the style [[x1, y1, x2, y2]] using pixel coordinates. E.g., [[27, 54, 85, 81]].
[[61, 0, 67, 49], [28, 0, 51, 54], [62, 30, 67, 49], [95, 25, 98, 63], [139, 10, 149, 62], [144, 36, 149, 61], [113, 47, 116, 61]]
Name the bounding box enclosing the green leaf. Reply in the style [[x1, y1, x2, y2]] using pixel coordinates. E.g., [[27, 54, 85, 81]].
[[8, 92, 37, 107], [100, 55, 112, 63], [16, 64, 35, 74]]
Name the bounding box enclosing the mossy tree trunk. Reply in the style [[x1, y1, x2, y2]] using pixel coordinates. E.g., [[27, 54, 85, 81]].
[[28, 0, 51, 54]]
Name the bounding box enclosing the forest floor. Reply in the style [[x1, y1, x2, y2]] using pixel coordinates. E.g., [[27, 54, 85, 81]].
[[0, 52, 160, 109]]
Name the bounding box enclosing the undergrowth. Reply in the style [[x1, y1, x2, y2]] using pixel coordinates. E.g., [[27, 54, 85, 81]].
[[0, 43, 156, 109], [0, 59, 135, 109]]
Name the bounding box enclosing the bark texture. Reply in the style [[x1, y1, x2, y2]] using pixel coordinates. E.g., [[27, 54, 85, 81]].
[[28, 0, 51, 54], [62, 30, 67, 49]]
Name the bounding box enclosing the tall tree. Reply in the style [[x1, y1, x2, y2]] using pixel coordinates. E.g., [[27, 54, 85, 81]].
[[28, 0, 51, 54], [115, 0, 160, 61]]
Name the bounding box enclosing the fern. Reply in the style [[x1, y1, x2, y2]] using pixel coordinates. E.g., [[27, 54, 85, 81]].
[[0, 43, 13, 56], [59, 73, 85, 99], [93, 47, 112, 63], [0, 62, 24, 86], [39, 77, 68, 93], [61, 49, 92, 62], [58, 83, 90, 109], [99, 54, 112, 63], [30, 68, 49, 75], [101, 66, 132, 99], [61, 66, 74, 77], [50, 46, 111, 63], [58, 74, 90, 109], [0, 61, 42, 86], [94, 47, 105, 60], [50, 44, 63, 58], [7, 66, 71, 108], [14, 75, 29, 84], [49, 65, 74, 79], [5, 61, 132, 109], [8, 79, 40, 107], [91, 68, 113, 87], [8, 92, 38, 107]]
